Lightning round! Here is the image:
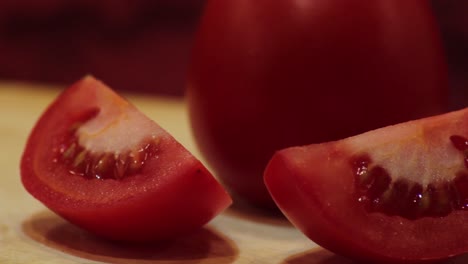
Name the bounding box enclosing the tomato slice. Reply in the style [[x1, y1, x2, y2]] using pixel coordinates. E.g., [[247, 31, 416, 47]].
[[21, 76, 232, 242], [264, 107, 468, 263]]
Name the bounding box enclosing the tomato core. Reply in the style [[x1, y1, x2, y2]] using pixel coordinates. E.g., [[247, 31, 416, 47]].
[[59, 135, 158, 180], [353, 134, 468, 219], [55, 109, 159, 180]]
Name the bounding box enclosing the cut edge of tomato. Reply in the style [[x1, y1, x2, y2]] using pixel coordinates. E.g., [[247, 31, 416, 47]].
[[265, 108, 468, 263], [54, 159, 233, 242], [20, 76, 233, 238], [264, 146, 382, 262]]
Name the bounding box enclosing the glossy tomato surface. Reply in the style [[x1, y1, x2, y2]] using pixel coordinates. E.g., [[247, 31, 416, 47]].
[[265, 107, 468, 263], [187, 0, 449, 209], [21, 76, 232, 242]]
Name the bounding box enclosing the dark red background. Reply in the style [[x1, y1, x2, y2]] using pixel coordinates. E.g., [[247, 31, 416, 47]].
[[0, 0, 204, 96], [0, 0, 466, 106]]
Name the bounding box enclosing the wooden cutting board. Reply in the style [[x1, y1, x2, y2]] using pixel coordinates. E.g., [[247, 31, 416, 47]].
[[0, 81, 466, 264]]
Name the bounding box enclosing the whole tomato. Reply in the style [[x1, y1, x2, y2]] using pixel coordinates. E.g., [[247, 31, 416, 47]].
[[187, 0, 449, 209]]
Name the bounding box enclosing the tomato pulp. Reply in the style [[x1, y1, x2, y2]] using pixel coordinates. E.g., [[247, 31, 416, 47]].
[[21, 76, 232, 242], [265, 107, 468, 263], [187, 0, 449, 209]]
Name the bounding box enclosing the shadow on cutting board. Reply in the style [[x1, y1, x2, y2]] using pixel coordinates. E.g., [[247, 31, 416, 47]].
[[282, 248, 356, 264], [282, 247, 468, 264], [22, 210, 239, 264], [222, 192, 293, 227]]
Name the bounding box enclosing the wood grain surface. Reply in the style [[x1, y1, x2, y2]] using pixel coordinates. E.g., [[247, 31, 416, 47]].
[[1, 82, 467, 264]]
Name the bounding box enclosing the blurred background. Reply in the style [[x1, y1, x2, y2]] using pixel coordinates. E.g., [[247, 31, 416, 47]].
[[0, 0, 204, 96], [432, 0, 468, 109], [0, 0, 466, 105]]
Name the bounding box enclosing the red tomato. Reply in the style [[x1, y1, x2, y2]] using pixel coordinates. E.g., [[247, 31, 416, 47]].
[[20, 76, 231, 242], [187, 0, 450, 209], [264, 107, 468, 263]]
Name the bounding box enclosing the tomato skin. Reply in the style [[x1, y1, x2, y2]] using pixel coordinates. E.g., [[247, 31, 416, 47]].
[[264, 108, 468, 263], [187, 0, 450, 209], [20, 76, 232, 242]]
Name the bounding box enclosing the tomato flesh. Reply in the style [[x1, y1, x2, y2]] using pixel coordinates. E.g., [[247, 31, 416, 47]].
[[187, 0, 449, 209], [264, 108, 468, 263], [21, 76, 232, 242]]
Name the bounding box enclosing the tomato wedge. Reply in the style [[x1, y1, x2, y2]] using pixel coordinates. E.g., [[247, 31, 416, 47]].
[[265, 107, 468, 263], [21, 76, 232, 242]]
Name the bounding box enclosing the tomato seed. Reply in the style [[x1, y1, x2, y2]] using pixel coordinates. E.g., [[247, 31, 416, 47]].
[[383, 180, 410, 216], [366, 166, 391, 200], [453, 172, 468, 210], [406, 184, 424, 219], [427, 183, 453, 217], [352, 152, 468, 219], [61, 137, 157, 180], [62, 143, 77, 159]]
